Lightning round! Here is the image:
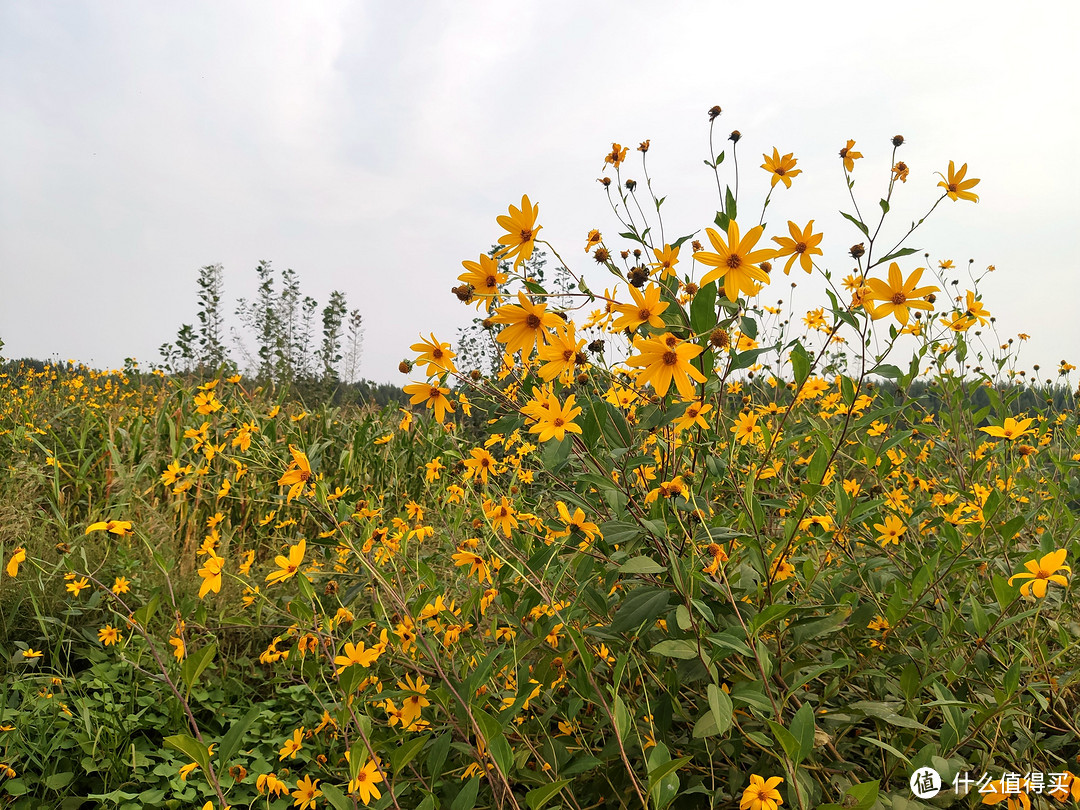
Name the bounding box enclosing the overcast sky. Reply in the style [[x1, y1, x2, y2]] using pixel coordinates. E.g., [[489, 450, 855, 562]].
[[3, 0, 1078, 384]]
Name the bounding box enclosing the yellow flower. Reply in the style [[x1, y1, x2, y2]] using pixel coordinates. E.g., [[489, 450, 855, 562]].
[[256, 772, 288, 797], [761, 147, 801, 189], [1048, 771, 1080, 803], [398, 674, 431, 728], [278, 727, 304, 760], [612, 284, 670, 332], [694, 221, 775, 302], [452, 550, 491, 584], [1008, 549, 1070, 598], [937, 160, 980, 202], [21, 648, 44, 660], [85, 520, 134, 537], [536, 320, 586, 382], [98, 626, 119, 646], [649, 243, 680, 279], [731, 411, 759, 445], [334, 640, 382, 674], [584, 229, 602, 252], [169, 636, 186, 661], [864, 263, 939, 325], [278, 446, 312, 502], [292, 774, 322, 810], [349, 758, 384, 806], [980, 778, 1030, 810], [625, 333, 706, 399], [458, 253, 508, 309], [6, 547, 26, 578], [491, 291, 561, 357], [66, 577, 90, 597], [741, 775, 784, 810], [266, 539, 306, 586], [495, 194, 541, 269], [874, 515, 906, 546], [463, 448, 497, 485], [485, 497, 519, 537], [403, 382, 454, 423], [673, 401, 712, 432], [839, 139, 863, 172], [527, 394, 583, 443], [410, 333, 457, 377], [980, 416, 1036, 441], [198, 551, 225, 599], [603, 143, 628, 169], [771, 220, 823, 275]]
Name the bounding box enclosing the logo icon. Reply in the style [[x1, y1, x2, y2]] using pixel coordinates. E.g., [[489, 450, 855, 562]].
[[910, 767, 942, 799]]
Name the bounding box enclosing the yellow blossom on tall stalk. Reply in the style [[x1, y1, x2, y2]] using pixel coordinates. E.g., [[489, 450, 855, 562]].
[[603, 143, 628, 169], [463, 448, 497, 485], [694, 221, 776, 302], [937, 160, 980, 202], [266, 539, 305, 586], [961, 290, 991, 326], [451, 549, 491, 584], [5, 547, 25, 578], [839, 139, 863, 172], [874, 515, 906, 546], [771, 220, 823, 275], [349, 758, 384, 805], [554, 503, 601, 547], [625, 333, 706, 399], [741, 775, 784, 810], [410, 333, 457, 377], [863, 263, 939, 325], [495, 194, 541, 269], [673, 401, 712, 432], [458, 254, 508, 309], [527, 394, 583, 442], [537, 320, 586, 382], [980, 416, 1036, 441], [402, 382, 454, 423], [491, 291, 561, 357], [198, 551, 225, 598], [85, 520, 134, 537], [761, 147, 801, 188], [649, 243, 680, 279], [1008, 549, 1070, 598], [292, 775, 321, 810], [612, 283, 670, 332], [277, 445, 312, 502]]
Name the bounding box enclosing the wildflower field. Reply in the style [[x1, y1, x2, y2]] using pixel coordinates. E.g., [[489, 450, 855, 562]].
[[2, 117, 1079, 810]]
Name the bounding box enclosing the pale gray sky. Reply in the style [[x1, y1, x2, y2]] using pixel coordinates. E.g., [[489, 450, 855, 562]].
[[3, 0, 1078, 383]]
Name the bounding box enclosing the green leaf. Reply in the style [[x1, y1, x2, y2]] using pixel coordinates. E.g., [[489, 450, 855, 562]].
[[527, 779, 572, 810], [648, 754, 691, 786], [870, 246, 919, 268], [840, 211, 869, 236], [870, 364, 903, 379], [320, 783, 352, 810], [861, 736, 910, 764], [846, 780, 880, 810], [163, 734, 210, 775], [649, 640, 698, 659], [790, 342, 811, 386], [393, 733, 430, 775], [690, 280, 718, 334], [450, 777, 481, 810], [218, 705, 261, 765], [427, 732, 452, 779], [789, 702, 815, 763], [707, 683, 733, 735], [767, 720, 801, 764], [610, 588, 670, 634], [879, 198, 890, 214], [614, 695, 631, 740], [619, 556, 665, 575]]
